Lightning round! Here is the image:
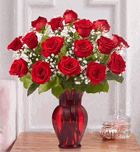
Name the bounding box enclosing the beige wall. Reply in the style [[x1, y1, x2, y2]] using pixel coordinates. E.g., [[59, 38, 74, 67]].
[[0, 0, 15, 80], [127, 0, 140, 146]]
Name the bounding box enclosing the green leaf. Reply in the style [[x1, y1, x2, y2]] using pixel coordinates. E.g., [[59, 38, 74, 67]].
[[52, 86, 66, 98], [62, 77, 75, 89], [86, 80, 109, 93], [67, 86, 73, 91], [47, 75, 67, 98], [74, 32, 80, 40], [75, 84, 86, 92], [85, 55, 96, 62], [38, 82, 51, 94], [58, 46, 67, 62], [38, 76, 60, 94], [20, 74, 33, 89], [40, 26, 46, 34], [35, 45, 42, 55], [100, 54, 110, 65], [86, 83, 102, 93], [101, 80, 109, 92], [74, 81, 87, 92], [93, 34, 98, 41], [27, 82, 40, 96], [40, 35, 49, 43], [106, 71, 124, 83], [68, 31, 73, 37]]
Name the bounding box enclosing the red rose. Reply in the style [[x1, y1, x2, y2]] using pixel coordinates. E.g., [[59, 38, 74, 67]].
[[9, 58, 28, 78], [74, 19, 93, 37], [86, 62, 106, 85], [41, 37, 64, 57], [58, 56, 81, 77], [63, 10, 78, 24], [97, 36, 116, 54], [93, 20, 110, 32], [107, 52, 126, 74], [113, 34, 129, 48], [7, 36, 23, 51], [22, 32, 38, 49], [74, 39, 93, 58], [32, 61, 52, 84], [31, 16, 47, 31], [49, 17, 64, 32]]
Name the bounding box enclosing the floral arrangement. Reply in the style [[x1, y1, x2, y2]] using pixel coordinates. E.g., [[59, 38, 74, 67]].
[[8, 10, 129, 98]]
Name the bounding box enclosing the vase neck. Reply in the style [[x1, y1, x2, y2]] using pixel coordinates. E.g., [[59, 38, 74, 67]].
[[59, 89, 83, 106]]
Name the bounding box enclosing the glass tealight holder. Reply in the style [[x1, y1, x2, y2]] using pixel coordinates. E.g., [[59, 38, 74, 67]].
[[100, 121, 118, 140], [113, 115, 131, 138]]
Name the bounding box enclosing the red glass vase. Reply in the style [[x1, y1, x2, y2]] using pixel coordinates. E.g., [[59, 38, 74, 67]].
[[52, 89, 88, 148]]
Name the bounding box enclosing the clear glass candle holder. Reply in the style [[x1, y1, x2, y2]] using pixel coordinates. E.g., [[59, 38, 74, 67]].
[[113, 115, 131, 138]]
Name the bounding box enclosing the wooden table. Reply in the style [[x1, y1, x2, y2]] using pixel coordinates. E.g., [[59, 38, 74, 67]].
[[11, 132, 140, 152]]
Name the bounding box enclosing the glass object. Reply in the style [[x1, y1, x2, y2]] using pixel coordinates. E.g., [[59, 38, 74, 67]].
[[100, 121, 118, 140], [52, 89, 88, 148], [114, 115, 131, 138]]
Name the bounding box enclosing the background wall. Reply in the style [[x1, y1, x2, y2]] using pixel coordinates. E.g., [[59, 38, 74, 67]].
[[127, 0, 140, 146], [0, 0, 15, 80], [0, 0, 140, 148], [0, 1, 17, 150]]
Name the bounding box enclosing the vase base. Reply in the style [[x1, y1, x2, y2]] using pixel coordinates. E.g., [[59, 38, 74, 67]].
[[59, 144, 81, 149]]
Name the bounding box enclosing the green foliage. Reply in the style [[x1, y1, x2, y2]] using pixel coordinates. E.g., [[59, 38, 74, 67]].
[[52, 86, 66, 99], [58, 46, 67, 62], [86, 80, 109, 93], [40, 26, 46, 34], [27, 82, 40, 96], [74, 32, 80, 40], [40, 35, 50, 43], [85, 55, 96, 62], [35, 45, 42, 55], [50, 76, 66, 98], [60, 76, 75, 89], [93, 34, 98, 41], [68, 31, 73, 37], [20, 73, 33, 89], [88, 33, 98, 41], [38, 76, 61, 94], [106, 71, 124, 83], [74, 82, 87, 92], [38, 76, 67, 99], [100, 54, 110, 65]]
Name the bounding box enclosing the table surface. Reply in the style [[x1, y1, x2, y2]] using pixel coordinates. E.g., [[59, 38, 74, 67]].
[[11, 132, 140, 152]]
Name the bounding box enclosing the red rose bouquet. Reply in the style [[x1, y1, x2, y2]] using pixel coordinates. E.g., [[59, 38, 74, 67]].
[[8, 10, 129, 98]]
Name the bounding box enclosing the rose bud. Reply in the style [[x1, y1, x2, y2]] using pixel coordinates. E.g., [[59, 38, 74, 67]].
[[7, 36, 23, 51], [22, 32, 38, 49], [97, 36, 116, 54], [107, 52, 126, 75], [113, 34, 129, 49], [63, 9, 78, 24], [93, 19, 110, 32], [49, 17, 64, 32], [74, 19, 93, 37], [31, 16, 47, 31]]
